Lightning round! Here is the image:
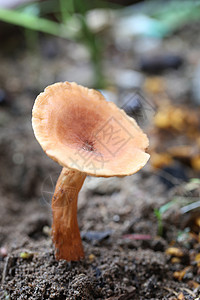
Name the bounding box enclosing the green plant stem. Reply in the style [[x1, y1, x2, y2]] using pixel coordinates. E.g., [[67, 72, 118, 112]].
[[59, 0, 74, 22], [154, 209, 163, 237], [0, 8, 69, 38]]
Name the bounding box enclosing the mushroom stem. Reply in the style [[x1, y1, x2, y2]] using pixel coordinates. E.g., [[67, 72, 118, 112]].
[[51, 167, 86, 261]]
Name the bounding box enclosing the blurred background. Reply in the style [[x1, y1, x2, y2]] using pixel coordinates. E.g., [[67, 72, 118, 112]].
[[0, 0, 200, 299]]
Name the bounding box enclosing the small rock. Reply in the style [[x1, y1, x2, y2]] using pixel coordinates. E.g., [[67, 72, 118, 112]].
[[183, 272, 193, 280], [0, 89, 9, 106], [139, 54, 184, 74], [42, 225, 51, 237], [144, 275, 157, 292], [81, 230, 112, 243], [86, 9, 115, 33], [0, 246, 8, 257], [113, 215, 120, 222]]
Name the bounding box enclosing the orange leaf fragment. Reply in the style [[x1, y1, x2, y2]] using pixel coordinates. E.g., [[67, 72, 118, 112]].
[[191, 155, 200, 171], [166, 247, 184, 257], [150, 152, 173, 168], [195, 253, 200, 267], [173, 267, 191, 281], [144, 77, 165, 94], [195, 217, 200, 227], [188, 280, 200, 289], [177, 292, 185, 300], [171, 257, 181, 264], [154, 106, 185, 131]]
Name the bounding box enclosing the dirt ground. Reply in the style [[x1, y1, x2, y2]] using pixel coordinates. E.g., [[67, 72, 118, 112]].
[[0, 21, 200, 299]]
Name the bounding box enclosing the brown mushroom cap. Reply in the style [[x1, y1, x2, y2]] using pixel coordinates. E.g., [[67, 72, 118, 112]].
[[32, 82, 150, 177]]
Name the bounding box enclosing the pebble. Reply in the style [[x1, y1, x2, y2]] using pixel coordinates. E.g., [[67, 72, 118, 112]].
[[0, 246, 8, 257], [42, 226, 51, 237], [86, 9, 115, 33], [139, 54, 184, 74], [113, 215, 120, 222], [0, 89, 9, 106], [81, 230, 112, 242], [123, 277, 129, 284], [183, 272, 193, 280]]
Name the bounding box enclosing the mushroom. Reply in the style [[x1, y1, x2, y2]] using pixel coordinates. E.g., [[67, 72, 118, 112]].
[[32, 81, 150, 261]]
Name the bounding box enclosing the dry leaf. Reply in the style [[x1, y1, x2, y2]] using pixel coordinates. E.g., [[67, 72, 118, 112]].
[[144, 77, 165, 94], [195, 253, 200, 267], [177, 292, 185, 300], [195, 217, 200, 227], [151, 152, 173, 168], [173, 267, 191, 281], [166, 247, 184, 257], [187, 280, 200, 289], [171, 257, 181, 264], [191, 155, 200, 171]]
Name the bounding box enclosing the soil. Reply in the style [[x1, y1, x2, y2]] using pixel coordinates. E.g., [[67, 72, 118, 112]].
[[0, 21, 200, 300]]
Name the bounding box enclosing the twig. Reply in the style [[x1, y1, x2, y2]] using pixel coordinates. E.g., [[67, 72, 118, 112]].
[[180, 287, 196, 297], [180, 200, 200, 214], [1, 256, 10, 284], [163, 286, 178, 296]]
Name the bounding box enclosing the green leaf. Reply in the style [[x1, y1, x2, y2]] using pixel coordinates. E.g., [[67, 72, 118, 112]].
[[0, 8, 69, 38]]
